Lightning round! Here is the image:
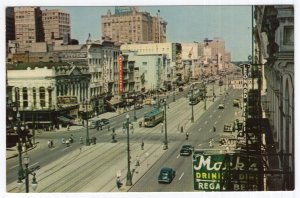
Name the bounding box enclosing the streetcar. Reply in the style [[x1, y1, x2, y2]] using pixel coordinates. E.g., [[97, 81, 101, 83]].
[[189, 90, 202, 105], [144, 108, 164, 127]]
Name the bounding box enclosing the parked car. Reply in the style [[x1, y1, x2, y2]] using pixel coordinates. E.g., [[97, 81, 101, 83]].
[[158, 167, 176, 184], [179, 144, 193, 156], [223, 123, 233, 132], [218, 103, 225, 109], [96, 118, 110, 127], [88, 120, 97, 129]]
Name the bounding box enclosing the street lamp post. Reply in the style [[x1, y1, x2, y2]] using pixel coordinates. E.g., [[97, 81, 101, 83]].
[[173, 86, 176, 102], [85, 101, 90, 146], [204, 84, 207, 110], [191, 84, 194, 123], [125, 113, 132, 186], [133, 90, 137, 121], [163, 99, 168, 149], [212, 83, 215, 102], [19, 154, 39, 193]]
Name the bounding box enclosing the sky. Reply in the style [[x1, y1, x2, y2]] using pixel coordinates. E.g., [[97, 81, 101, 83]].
[[42, 6, 252, 61]]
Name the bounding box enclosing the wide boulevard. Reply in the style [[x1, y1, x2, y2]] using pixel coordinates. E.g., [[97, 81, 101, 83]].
[[6, 81, 243, 192]]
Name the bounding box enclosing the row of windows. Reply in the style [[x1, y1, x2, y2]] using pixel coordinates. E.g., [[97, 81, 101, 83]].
[[15, 87, 52, 108]]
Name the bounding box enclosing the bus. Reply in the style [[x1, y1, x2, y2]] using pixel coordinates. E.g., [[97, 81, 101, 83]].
[[144, 108, 164, 127]]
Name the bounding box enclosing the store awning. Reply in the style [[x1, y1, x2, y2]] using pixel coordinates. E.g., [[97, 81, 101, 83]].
[[57, 116, 72, 123], [107, 98, 122, 105]]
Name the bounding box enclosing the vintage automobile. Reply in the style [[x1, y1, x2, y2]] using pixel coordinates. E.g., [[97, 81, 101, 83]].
[[158, 167, 176, 184]]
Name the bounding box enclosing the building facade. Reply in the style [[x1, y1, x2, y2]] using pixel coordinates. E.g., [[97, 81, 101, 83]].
[[14, 7, 44, 52], [6, 7, 15, 45], [254, 5, 294, 190], [122, 51, 166, 92], [42, 9, 71, 42], [101, 7, 167, 43], [7, 64, 90, 129], [120, 42, 182, 84]]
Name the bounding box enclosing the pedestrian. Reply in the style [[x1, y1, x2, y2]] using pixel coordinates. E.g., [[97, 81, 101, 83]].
[[67, 124, 70, 131], [186, 132, 189, 140], [108, 125, 110, 131], [48, 140, 51, 148], [116, 176, 123, 189], [50, 140, 53, 148], [213, 126, 216, 132], [62, 138, 65, 144], [141, 140, 144, 150]]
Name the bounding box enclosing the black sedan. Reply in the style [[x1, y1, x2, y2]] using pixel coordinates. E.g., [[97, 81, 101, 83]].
[[158, 167, 176, 184], [179, 144, 193, 156], [96, 118, 110, 127]]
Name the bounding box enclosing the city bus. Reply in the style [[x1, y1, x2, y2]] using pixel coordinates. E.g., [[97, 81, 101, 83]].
[[144, 108, 164, 127]]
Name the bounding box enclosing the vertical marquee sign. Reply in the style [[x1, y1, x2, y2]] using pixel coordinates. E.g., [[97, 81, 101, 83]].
[[118, 54, 123, 96], [237, 64, 251, 146]]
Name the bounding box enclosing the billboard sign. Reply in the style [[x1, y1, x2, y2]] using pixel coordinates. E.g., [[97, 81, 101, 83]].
[[193, 151, 263, 191]]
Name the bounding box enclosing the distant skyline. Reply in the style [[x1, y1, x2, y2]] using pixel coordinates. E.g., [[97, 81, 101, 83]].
[[43, 6, 252, 61]]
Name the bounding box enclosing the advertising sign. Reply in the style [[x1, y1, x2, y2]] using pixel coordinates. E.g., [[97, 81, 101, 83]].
[[238, 64, 251, 146], [193, 151, 262, 191], [118, 54, 123, 95]]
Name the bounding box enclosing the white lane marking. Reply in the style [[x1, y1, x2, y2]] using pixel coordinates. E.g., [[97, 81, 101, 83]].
[[218, 115, 221, 118], [179, 172, 185, 180], [28, 162, 39, 169], [205, 121, 208, 124], [209, 115, 212, 118], [62, 146, 71, 151], [213, 110, 216, 113], [198, 128, 202, 131], [214, 121, 217, 125], [209, 129, 212, 132], [10, 164, 18, 170], [177, 154, 180, 159], [198, 144, 202, 146]]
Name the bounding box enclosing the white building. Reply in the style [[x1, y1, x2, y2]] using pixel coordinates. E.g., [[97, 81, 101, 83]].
[[7, 64, 90, 128], [120, 42, 182, 83]]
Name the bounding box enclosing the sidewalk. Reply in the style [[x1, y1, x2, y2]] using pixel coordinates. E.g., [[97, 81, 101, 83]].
[[6, 112, 120, 160]]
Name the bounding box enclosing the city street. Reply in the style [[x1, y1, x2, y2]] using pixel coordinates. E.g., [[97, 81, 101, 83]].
[[6, 82, 242, 192]]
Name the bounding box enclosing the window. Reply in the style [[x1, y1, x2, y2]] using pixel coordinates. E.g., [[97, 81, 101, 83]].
[[33, 88, 36, 108], [39, 87, 46, 107], [22, 87, 28, 108]]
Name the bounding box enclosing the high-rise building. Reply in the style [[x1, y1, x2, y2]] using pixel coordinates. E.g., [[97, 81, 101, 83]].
[[6, 7, 15, 44], [14, 7, 44, 51], [101, 7, 167, 44], [42, 9, 71, 43]]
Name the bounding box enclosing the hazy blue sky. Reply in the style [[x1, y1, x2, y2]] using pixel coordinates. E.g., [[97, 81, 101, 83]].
[[43, 6, 252, 61]]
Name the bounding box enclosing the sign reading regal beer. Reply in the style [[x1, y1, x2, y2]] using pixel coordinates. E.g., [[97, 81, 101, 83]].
[[193, 151, 262, 191], [118, 54, 123, 95]]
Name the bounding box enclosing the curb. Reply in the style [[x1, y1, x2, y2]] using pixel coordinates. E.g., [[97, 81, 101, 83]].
[[6, 144, 38, 160]]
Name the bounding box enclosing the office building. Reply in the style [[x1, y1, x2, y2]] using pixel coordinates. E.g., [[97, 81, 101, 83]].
[[14, 7, 44, 51], [101, 7, 167, 43], [42, 9, 71, 42]]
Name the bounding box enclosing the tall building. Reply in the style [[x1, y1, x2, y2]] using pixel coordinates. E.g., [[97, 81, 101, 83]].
[[14, 7, 44, 51], [101, 7, 167, 44], [254, 5, 294, 190], [6, 7, 15, 44], [42, 9, 71, 43]]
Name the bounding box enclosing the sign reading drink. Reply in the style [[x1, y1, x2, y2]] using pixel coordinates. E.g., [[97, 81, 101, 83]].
[[193, 151, 262, 191], [118, 54, 123, 95]]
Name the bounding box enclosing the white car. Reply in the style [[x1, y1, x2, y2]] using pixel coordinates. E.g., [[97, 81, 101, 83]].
[[218, 104, 224, 109]]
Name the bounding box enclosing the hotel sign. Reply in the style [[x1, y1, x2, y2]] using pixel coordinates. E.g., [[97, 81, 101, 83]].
[[237, 64, 251, 146], [118, 54, 123, 95], [193, 152, 262, 191]]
